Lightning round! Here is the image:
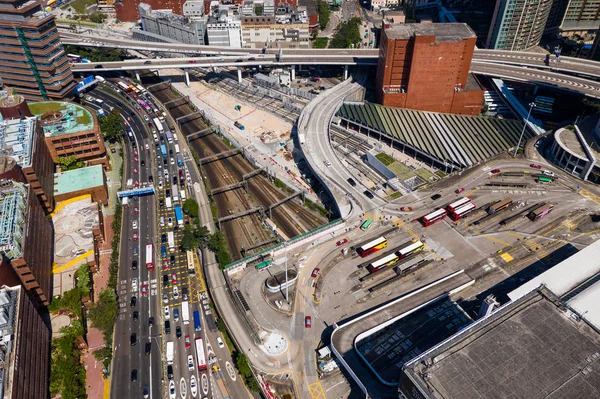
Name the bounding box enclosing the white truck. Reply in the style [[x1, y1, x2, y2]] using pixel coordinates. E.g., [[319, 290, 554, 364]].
[[181, 301, 190, 325], [166, 341, 174, 365]]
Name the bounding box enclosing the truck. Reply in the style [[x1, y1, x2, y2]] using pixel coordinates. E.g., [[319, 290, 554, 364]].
[[193, 310, 201, 331], [160, 144, 167, 158], [167, 231, 175, 252], [166, 342, 174, 365], [126, 178, 133, 189], [181, 301, 190, 325], [234, 121, 245, 130], [174, 206, 184, 228], [172, 184, 179, 202], [165, 197, 172, 209], [174, 144, 180, 154]]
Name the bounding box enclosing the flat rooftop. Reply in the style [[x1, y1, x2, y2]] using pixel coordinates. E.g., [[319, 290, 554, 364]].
[[555, 128, 589, 160], [54, 165, 104, 196], [0, 117, 36, 168], [404, 287, 600, 399], [384, 22, 475, 41], [29, 101, 94, 137]]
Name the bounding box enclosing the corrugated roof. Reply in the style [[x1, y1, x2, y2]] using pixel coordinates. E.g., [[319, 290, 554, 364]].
[[337, 103, 527, 168]]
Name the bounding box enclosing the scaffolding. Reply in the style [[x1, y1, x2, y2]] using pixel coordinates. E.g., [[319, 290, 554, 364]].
[[0, 181, 26, 260]]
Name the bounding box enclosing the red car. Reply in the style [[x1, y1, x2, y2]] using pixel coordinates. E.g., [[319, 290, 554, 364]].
[[133, 231, 138, 241], [185, 335, 191, 348], [401, 206, 413, 212], [336, 238, 348, 246], [455, 188, 465, 194], [141, 283, 148, 296], [134, 206, 139, 214], [491, 169, 501, 174], [134, 180, 139, 187], [188, 60, 197, 64], [163, 260, 169, 270], [305, 316, 312, 328], [530, 164, 542, 169], [133, 167, 138, 174], [179, 170, 184, 179], [171, 273, 177, 284], [311, 268, 320, 278]]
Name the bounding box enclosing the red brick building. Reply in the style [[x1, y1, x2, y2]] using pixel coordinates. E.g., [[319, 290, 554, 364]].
[[375, 23, 483, 116], [115, 0, 187, 21]]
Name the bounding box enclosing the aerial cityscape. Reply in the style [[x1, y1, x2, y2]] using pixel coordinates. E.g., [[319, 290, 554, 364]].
[[0, 0, 599, 398]]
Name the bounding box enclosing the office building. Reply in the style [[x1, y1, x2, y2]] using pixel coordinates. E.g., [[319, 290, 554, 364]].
[[486, 0, 553, 50], [183, 0, 206, 18], [137, 3, 206, 45], [241, 15, 309, 48], [206, 7, 243, 48], [114, 0, 186, 22], [546, 0, 600, 35], [0, 180, 53, 308], [0, 0, 75, 101], [0, 285, 50, 399], [375, 23, 483, 116]]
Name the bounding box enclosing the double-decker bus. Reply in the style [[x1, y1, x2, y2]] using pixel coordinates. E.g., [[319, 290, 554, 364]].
[[487, 198, 513, 215], [153, 117, 164, 133], [186, 250, 196, 275], [537, 176, 553, 183], [255, 260, 272, 271], [360, 219, 373, 231], [447, 197, 471, 213], [145, 244, 154, 270], [528, 203, 554, 221], [357, 236, 388, 258], [421, 209, 447, 226], [117, 81, 131, 92], [398, 241, 425, 258], [366, 253, 399, 274], [165, 130, 173, 143], [195, 338, 207, 371], [450, 202, 477, 221]]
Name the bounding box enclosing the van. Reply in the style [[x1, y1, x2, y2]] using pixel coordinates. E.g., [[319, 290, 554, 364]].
[[542, 170, 555, 177], [431, 194, 442, 200], [165, 320, 171, 334], [160, 217, 165, 227], [161, 245, 167, 259]]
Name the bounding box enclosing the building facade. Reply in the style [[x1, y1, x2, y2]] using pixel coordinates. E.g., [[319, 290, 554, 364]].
[[206, 9, 242, 48], [241, 16, 309, 48], [546, 0, 600, 34], [0, 0, 75, 101], [139, 3, 206, 45], [486, 0, 553, 50], [375, 23, 483, 116]]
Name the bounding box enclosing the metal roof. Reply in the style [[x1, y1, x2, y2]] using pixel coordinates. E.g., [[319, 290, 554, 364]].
[[337, 103, 528, 169]]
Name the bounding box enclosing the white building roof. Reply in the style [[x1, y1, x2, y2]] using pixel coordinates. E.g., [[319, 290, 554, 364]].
[[567, 281, 600, 331]]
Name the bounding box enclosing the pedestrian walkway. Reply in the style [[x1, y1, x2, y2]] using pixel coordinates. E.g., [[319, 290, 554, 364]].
[[104, 143, 123, 216]]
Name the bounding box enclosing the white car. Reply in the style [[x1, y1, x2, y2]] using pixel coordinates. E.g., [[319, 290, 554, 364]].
[[168, 217, 173, 227], [131, 278, 138, 293], [189, 376, 197, 397], [324, 160, 332, 167], [143, 115, 149, 121], [187, 355, 194, 371], [164, 170, 169, 178], [153, 134, 158, 142], [169, 380, 176, 399], [170, 157, 175, 165], [542, 170, 555, 177], [158, 181, 163, 189], [160, 217, 165, 227], [164, 306, 170, 319], [132, 220, 138, 229], [173, 286, 179, 299], [163, 293, 168, 304], [217, 337, 225, 349]]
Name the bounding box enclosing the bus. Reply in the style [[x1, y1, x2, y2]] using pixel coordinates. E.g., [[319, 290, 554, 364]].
[[450, 202, 477, 221], [181, 301, 190, 325], [528, 203, 554, 221], [447, 197, 471, 213], [165, 130, 173, 143], [421, 209, 447, 226], [360, 219, 373, 231], [357, 236, 388, 258], [167, 231, 175, 252], [537, 176, 553, 183], [195, 338, 207, 371], [135, 84, 146, 94], [145, 244, 154, 270], [153, 117, 164, 133], [174, 144, 181, 154], [398, 241, 425, 258], [117, 81, 131, 92], [139, 99, 151, 113], [172, 185, 179, 202], [487, 198, 513, 215], [67, 53, 81, 62], [186, 250, 196, 275], [255, 260, 272, 271], [366, 253, 399, 274], [193, 310, 201, 331]]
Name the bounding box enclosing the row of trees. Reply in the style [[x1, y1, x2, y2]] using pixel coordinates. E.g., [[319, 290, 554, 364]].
[[63, 44, 124, 63], [330, 17, 362, 49], [98, 112, 125, 143], [56, 155, 84, 171]]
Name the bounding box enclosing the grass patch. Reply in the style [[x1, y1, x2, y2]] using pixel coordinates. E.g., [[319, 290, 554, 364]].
[[28, 101, 92, 125], [56, 18, 99, 27], [375, 152, 395, 166], [64, 0, 96, 13], [313, 37, 329, 48], [415, 167, 435, 182], [386, 192, 403, 200], [434, 170, 446, 178]]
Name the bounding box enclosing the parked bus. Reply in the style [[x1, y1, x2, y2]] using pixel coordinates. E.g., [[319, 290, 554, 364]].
[[181, 301, 190, 325], [487, 198, 513, 215], [153, 117, 164, 133], [165, 197, 172, 209], [421, 209, 447, 226], [117, 81, 131, 92], [447, 197, 471, 213], [145, 244, 154, 270], [537, 176, 553, 184], [528, 203, 554, 221], [450, 202, 477, 221], [167, 231, 175, 252], [187, 250, 196, 275], [193, 310, 201, 331], [357, 236, 388, 258], [255, 260, 272, 271], [398, 241, 425, 258], [195, 338, 207, 371], [366, 253, 399, 274], [165, 130, 173, 143], [360, 219, 373, 231], [135, 84, 146, 94]]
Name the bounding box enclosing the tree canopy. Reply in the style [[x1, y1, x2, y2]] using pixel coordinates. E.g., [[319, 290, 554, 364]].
[[98, 112, 124, 143], [56, 155, 84, 171], [88, 11, 107, 24], [183, 199, 199, 217], [317, 0, 330, 31], [329, 17, 362, 49]]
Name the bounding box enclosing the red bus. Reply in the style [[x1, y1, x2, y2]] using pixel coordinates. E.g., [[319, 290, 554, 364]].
[[450, 202, 476, 221], [145, 244, 154, 271], [421, 209, 447, 226], [195, 338, 207, 371], [446, 197, 471, 213], [357, 236, 388, 258]]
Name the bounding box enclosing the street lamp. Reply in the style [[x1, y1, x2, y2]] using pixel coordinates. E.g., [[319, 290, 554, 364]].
[[513, 102, 536, 157]]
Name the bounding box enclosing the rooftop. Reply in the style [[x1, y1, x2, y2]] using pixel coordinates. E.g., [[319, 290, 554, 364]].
[[555, 128, 589, 160], [404, 287, 600, 399], [0, 117, 36, 168], [54, 165, 104, 196], [28, 102, 94, 137], [0, 181, 28, 260], [384, 22, 475, 41]]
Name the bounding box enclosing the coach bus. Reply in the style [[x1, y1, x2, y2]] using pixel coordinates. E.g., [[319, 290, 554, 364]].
[[187, 250, 196, 275], [360, 219, 373, 231], [129, 84, 139, 94], [153, 117, 164, 133], [145, 244, 154, 271], [357, 236, 388, 258], [528, 203, 554, 221], [366, 253, 399, 274], [135, 84, 146, 94], [195, 338, 207, 371], [487, 198, 513, 215], [446, 197, 471, 213], [117, 81, 131, 92], [398, 241, 425, 259], [421, 209, 447, 226], [256, 260, 272, 271], [450, 202, 477, 221]]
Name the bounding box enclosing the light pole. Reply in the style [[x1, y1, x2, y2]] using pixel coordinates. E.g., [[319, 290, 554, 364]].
[[513, 102, 536, 157]]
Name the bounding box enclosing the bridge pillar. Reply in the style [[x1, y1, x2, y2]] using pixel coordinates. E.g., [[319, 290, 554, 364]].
[[185, 69, 190, 87], [135, 71, 141, 82], [344, 65, 349, 80], [237, 67, 242, 83], [291, 65, 295, 81]]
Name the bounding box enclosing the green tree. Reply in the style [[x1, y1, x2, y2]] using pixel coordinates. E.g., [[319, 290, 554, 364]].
[[181, 227, 198, 251], [330, 17, 362, 49], [63, 44, 125, 63], [316, 0, 330, 30], [207, 231, 231, 268], [88, 288, 118, 344], [255, 5, 263, 15], [89, 11, 107, 23], [194, 225, 210, 241], [56, 155, 84, 171], [98, 112, 124, 143], [183, 198, 199, 217], [313, 37, 329, 48], [76, 263, 90, 297]]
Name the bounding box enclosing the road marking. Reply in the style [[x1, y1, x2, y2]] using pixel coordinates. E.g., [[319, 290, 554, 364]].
[[579, 189, 600, 205], [482, 234, 510, 247], [225, 361, 236, 381], [308, 381, 326, 399], [500, 252, 513, 263]]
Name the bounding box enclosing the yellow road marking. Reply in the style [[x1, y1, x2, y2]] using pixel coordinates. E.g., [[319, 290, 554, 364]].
[[308, 381, 326, 399], [580, 189, 600, 205], [49, 194, 91, 217], [465, 188, 478, 197], [482, 235, 510, 247], [53, 250, 94, 273], [500, 252, 513, 262], [505, 231, 525, 240]]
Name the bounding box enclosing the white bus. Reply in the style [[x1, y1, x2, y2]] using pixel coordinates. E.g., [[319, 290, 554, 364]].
[[165, 197, 172, 209], [167, 231, 175, 252], [181, 301, 190, 325], [117, 81, 130, 92], [153, 117, 164, 133], [186, 250, 195, 275]]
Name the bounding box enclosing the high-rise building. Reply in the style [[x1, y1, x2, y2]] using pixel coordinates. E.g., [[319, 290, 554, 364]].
[[0, 285, 49, 399], [375, 23, 483, 116], [135, 3, 207, 45], [486, 0, 553, 50], [0, 0, 75, 101], [546, 0, 600, 35]]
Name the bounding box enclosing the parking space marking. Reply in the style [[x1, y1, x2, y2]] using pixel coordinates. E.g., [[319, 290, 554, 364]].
[[579, 189, 600, 205], [482, 234, 510, 247], [500, 252, 513, 263], [308, 381, 326, 399]]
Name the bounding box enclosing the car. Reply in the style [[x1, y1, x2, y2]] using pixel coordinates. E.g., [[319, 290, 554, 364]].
[[173, 176, 177, 185], [143, 115, 149, 121], [168, 217, 173, 227], [149, 316, 154, 327], [163, 293, 168, 304], [131, 260, 137, 270], [179, 169, 184, 179], [165, 320, 171, 334], [364, 190, 374, 199], [190, 376, 197, 397], [145, 342, 151, 355], [133, 167, 138, 174], [131, 278, 138, 292], [170, 157, 175, 165], [163, 274, 169, 288], [148, 175, 153, 183], [163, 259, 169, 270], [182, 287, 188, 301], [133, 231, 138, 241], [158, 181, 163, 190], [143, 386, 149, 399], [164, 306, 170, 319], [185, 335, 191, 348], [431, 194, 442, 200], [132, 220, 138, 229], [171, 272, 177, 284], [173, 286, 179, 299], [305, 316, 312, 328], [235, 59, 243, 62], [188, 60, 197, 63], [336, 238, 348, 246], [163, 159, 167, 166], [132, 311, 138, 321], [217, 58, 224, 62], [311, 268, 320, 278], [133, 206, 139, 214], [130, 296, 136, 308], [130, 333, 137, 346], [134, 179, 139, 187], [161, 234, 167, 243], [167, 365, 173, 380], [170, 255, 175, 266], [401, 206, 413, 212], [164, 169, 169, 178], [347, 178, 357, 186], [131, 369, 137, 381], [176, 326, 182, 338], [455, 188, 465, 194], [530, 164, 542, 169], [188, 355, 194, 370], [180, 179, 185, 189], [542, 170, 555, 177], [169, 380, 176, 399], [133, 247, 138, 256], [173, 308, 179, 322], [491, 169, 501, 174], [217, 337, 225, 349], [141, 283, 148, 296], [144, 60, 152, 65], [141, 159, 145, 166], [324, 160, 332, 167], [248, 57, 256, 61]]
